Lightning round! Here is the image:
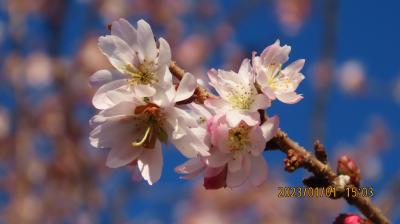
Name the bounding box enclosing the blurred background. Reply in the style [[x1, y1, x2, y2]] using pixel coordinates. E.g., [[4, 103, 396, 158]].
[[0, 0, 399, 223]]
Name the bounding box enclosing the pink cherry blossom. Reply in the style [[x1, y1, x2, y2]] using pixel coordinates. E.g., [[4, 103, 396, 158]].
[[253, 40, 305, 104], [176, 114, 279, 188]]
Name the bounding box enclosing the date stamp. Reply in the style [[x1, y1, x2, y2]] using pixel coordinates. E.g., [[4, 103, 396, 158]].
[[277, 186, 374, 198]]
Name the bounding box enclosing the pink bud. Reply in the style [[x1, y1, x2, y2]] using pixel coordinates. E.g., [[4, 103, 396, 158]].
[[337, 156, 361, 186], [333, 214, 369, 224]]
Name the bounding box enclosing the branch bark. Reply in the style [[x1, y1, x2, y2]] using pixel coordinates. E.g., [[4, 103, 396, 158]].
[[169, 63, 391, 224]]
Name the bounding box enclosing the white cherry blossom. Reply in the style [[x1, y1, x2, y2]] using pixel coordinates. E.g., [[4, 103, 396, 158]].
[[90, 18, 172, 110]]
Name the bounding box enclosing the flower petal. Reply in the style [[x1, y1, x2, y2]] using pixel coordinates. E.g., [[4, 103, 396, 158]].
[[134, 85, 156, 98], [175, 158, 204, 179], [158, 37, 171, 67], [98, 35, 134, 71], [249, 155, 267, 186], [92, 79, 129, 109], [276, 92, 303, 104], [137, 19, 157, 61], [106, 145, 144, 168], [225, 111, 259, 127], [89, 69, 127, 88], [137, 141, 163, 185], [249, 94, 271, 112], [228, 153, 243, 172], [174, 73, 197, 102], [204, 150, 230, 167], [111, 18, 138, 50], [261, 115, 279, 142], [226, 155, 250, 188]]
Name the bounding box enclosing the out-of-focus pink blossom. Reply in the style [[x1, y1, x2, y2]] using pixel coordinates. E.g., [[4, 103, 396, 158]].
[[24, 52, 54, 87], [336, 61, 366, 94], [275, 0, 311, 35], [176, 34, 210, 69]]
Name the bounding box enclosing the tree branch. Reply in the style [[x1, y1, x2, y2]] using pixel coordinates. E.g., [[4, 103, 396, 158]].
[[169, 63, 391, 224]]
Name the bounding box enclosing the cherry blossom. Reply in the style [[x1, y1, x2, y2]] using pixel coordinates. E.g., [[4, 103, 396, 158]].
[[205, 59, 270, 127], [176, 115, 279, 188], [253, 40, 305, 104], [89, 69, 209, 185], [90, 18, 172, 109]]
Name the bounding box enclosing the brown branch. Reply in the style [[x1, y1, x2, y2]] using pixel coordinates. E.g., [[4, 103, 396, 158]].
[[169, 62, 391, 224]]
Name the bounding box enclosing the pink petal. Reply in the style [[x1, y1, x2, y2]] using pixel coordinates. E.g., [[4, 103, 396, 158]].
[[204, 150, 230, 168], [226, 155, 250, 188], [276, 92, 303, 104], [228, 153, 243, 172], [175, 158, 204, 179], [261, 115, 279, 142], [137, 141, 163, 185], [225, 111, 259, 127], [249, 155, 267, 186], [249, 94, 271, 112], [249, 125, 267, 156]]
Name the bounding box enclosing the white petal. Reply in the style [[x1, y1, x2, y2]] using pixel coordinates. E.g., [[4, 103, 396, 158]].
[[92, 79, 128, 109], [261, 86, 277, 100], [89, 69, 126, 88], [137, 141, 163, 185], [225, 111, 259, 127], [204, 98, 230, 114], [249, 94, 271, 112], [226, 155, 250, 188], [171, 128, 210, 158], [249, 155, 267, 186], [90, 116, 134, 148], [137, 19, 157, 61], [158, 37, 171, 67], [205, 150, 230, 168], [98, 35, 134, 71], [134, 85, 156, 98], [106, 145, 143, 168], [238, 58, 252, 78], [111, 18, 138, 50], [98, 101, 135, 117], [174, 73, 197, 102], [175, 158, 204, 179], [261, 115, 279, 142], [261, 39, 291, 65], [276, 92, 303, 104]]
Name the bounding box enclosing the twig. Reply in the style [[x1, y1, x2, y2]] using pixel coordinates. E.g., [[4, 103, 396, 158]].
[[169, 62, 391, 224]]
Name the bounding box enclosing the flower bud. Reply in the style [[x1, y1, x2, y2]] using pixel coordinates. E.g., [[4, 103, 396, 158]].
[[333, 213, 371, 224], [337, 156, 361, 187]]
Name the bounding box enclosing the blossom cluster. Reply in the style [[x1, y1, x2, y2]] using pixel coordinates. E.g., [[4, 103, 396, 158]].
[[89, 18, 305, 188]]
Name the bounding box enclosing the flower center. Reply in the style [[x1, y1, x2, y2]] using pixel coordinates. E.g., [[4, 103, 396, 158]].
[[266, 64, 294, 92], [227, 85, 255, 110], [227, 122, 251, 152], [131, 103, 168, 148], [123, 63, 158, 86]]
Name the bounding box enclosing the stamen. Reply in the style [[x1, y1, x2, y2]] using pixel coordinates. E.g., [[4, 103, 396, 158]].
[[132, 125, 152, 147]]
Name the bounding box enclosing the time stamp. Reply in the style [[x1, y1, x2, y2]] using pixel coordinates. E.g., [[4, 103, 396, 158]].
[[277, 186, 374, 198]]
